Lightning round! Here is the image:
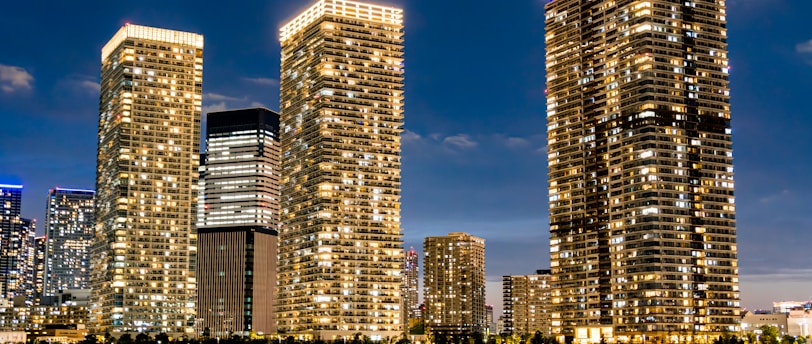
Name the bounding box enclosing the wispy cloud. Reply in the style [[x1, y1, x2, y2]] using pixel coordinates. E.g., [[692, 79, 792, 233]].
[[798, 40, 812, 54], [796, 40, 812, 65], [250, 101, 266, 108], [402, 130, 422, 143], [404, 131, 548, 155], [741, 268, 812, 282], [202, 102, 227, 115], [760, 189, 791, 204], [60, 75, 99, 95], [242, 77, 279, 86], [505, 137, 530, 148], [0, 64, 34, 93], [443, 134, 478, 149], [78, 80, 100, 94], [205, 92, 247, 102]]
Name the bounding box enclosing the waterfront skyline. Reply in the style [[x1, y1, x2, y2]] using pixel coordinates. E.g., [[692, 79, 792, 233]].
[[0, 0, 811, 314]]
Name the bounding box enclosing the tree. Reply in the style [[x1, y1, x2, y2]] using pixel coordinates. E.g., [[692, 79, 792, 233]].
[[155, 333, 170, 344], [79, 334, 99, 344], [529, 332, 543, 344], [713, 333, 744, 344], [781, 336, 797, 344], [134, 333, 151, 344], [759, 326, 780, 344], [472, 332, 485, 344], [117, 334, 133, 344]]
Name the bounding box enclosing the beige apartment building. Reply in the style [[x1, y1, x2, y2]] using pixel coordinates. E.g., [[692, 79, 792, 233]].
[[423, 232, 486, 335], [276, 0, 405, 339], [502, 270, 552, 336], [545, 0, 739, 343], [92, 24, 203, 336]]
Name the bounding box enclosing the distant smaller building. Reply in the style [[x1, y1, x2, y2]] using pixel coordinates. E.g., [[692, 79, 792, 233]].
[[485, 305, 494, 336], [740, 311, 788, 335], [423, 232, 486, 335], [0, 305, 89, 332], [787, 309, 812, 337], [0, 331, 26, 343], [502, 270, 552, 336], [27, 325, 87, 344], [40, 289, 90, 307], [774, 301, 812, 314], [495, 316, 506, 335]]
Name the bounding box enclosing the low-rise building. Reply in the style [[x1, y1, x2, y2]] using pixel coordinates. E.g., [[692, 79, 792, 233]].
[[740, 311, 788, 335], [0, 305, 88, 332], [27, 326, 87, 344], [0, 331, 26, 343], [774, 301, 812, 314], [787, 309, 812, 337]]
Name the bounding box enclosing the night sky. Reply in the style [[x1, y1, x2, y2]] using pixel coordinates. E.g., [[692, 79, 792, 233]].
[[1, 0, 810, 314]]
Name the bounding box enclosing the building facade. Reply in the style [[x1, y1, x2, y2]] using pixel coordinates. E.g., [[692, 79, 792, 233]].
[[277, 0, 405, 339], [423, 232, 486, 335], [92, 24, 203, 336], [502, 270, 552, 336], [197, 108, 281, 336], [0, 184, 36, 305], [545, 0, 739, 342], [43, 188, 95, 297], [33, 236, 46, 304], [773, 301, 811, 314], [404, 247, 419, 324]]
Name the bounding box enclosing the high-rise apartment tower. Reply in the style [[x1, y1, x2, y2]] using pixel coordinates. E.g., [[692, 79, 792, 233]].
[[0, 184, 36, 304], [502, 270, 552, 336], [404, 247, 419, 323], [197, 108, 281, 336], [423, 232, 486, 335], [34, 236, 46, 303], [545, 1, 738, 342], [277, 0, 405, 339], [92, 24, 203, 336], [43, 188, 95, 296]]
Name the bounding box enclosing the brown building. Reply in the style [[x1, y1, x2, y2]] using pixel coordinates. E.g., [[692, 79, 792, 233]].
[[197, 228, 277, 337], [545, 0, 739, 343]]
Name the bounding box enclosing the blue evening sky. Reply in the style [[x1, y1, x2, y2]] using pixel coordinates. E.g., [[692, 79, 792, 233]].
[[1, 0, 810, 313]]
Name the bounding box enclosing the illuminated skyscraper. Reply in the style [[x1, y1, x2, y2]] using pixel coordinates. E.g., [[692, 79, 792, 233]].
[[43, 188, 95, 296], [423, 232, 486, 336], [0, 184, 36, 304], [403, 247, 419, 322], [545, 1, 738, 342], [502, 270, 552, 336], [197, 108, 281, 336], [0, 184, 23, 302], [34, 236, 46, 303], [93, 24, 203, 336], [277, 0, 405, 339]]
